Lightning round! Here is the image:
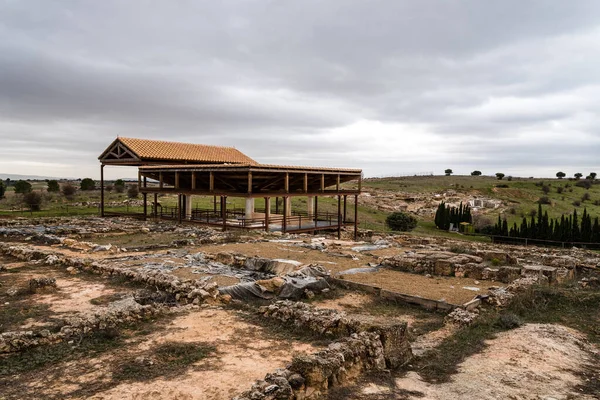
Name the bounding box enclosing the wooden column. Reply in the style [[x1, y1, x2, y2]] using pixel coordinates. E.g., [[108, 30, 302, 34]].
[[303, 173, 308, 193], [285, 173, 289, 193], [143, 193, 147, 220], [143, 175, 147, 189], [343, 195, 347, 223], [159, 172, 163, 189], [248, 171, 253, 194], [264, 197, 270, 232], [275, 197, 279, 214], [191, 172, 196, 190], [282, 196, 287, 233], [209, 172, 214, 192], [221, 196, 227, 231], [154, 193, 158, 218], [175, 172, 180, 189], [100, 164, 105, 217], [337, 195, 342, 239], [354, 194, 359, 241], [138, 170, 141, 188], [336, 174, 340, 191], [177, 194, 182, 223], [314, 196, 318, 229], [320, 174, 325, 192]]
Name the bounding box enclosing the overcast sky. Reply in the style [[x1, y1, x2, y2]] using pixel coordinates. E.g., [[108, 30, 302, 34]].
[[1, 1, 600, 179]]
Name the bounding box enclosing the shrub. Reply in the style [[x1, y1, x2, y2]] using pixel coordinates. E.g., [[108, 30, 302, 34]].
[[105, 184, 114, 192], [14, 180, 32, 194], [114, 179, 125, 193], [575, 180, 592, 189], [127, 184, 139, 199], [529, 209, 537, 217], [495, 313, 522, 330], [538, 196, 551, 205], [507, 176, 513, 181], [495, 173, 505, 180], [80, 178, 96, 191], [556, 187, 564, 194], [556, 171, 566, 179], [582, 193, 591, 202], [471, 170, 482, 176], [594, 200, 600, 206], [0, 180, 5, 199], [495, 184, 509, 188], [61, 183, 77, 199], [541, 185, 550, 194], [573, 200, 581, 207], [444, 169, 453, 176], [22, 191, 42, 211], [574, 173, 583, 180], [385, 212, 417, 231], [47, 180, 60, 192]]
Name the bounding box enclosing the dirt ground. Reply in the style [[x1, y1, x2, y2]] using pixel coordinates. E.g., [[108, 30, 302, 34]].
[[2, 306, 321, 400], [337, 323, 599, 400]]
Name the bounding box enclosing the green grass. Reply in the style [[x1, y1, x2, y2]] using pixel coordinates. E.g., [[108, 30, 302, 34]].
[[363, 175, 600, 228]]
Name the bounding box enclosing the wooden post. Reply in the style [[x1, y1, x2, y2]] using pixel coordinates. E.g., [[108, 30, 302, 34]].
[[154, 193, 158, 218], [343, 195, 347, 223], [138, 170, 141, 188], [358, 174, 362, 192], [159, 172, 163, 189], [314, 196, 318, 229], [282, 196, 287, 233], [265, 197, 270, 232], [285, 173, 289, 193], [213, 196, 217, 213], [275, 197, 279, 214], [248, 171, 252, 194], [354, 194, 359, 241], [209, 172, 214, 192], [177, 194, 182, 223], [303, 173, 308, 193], [336, 174, 340, 191], [175, 172, 180, 189], [100, 164, 105, 217], [321, 174, 325, 192], [337, 195, 342, 239], [143, 193, 147, 220], [191, 171, 196, 190], [143, 175, 147, 189], [221, 196, 227, 231]]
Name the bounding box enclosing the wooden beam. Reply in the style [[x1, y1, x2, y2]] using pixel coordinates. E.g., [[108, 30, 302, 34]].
[[209, 172, 214, 192], [175, 172, 180, 189], [321, 174, 325, 192], [191, 171, 196, 190], [303, 173, 308, 193], [336, 174, 340, 191]]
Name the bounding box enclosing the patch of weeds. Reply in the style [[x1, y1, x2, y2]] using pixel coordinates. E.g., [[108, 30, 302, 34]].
[[112, 341, 216, 382], [495, 313, 522, 330], [489, 258, 502, 267], [0, 328, 123, 377], [449, 245, 474, 255], [89, 292, 127, 306]]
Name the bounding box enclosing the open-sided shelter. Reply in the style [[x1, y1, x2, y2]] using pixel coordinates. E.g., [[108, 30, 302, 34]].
[[99, 137, 362, 238]]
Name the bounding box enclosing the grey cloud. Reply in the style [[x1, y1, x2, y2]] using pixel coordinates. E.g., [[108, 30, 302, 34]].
[[1, 0, 600, 178]]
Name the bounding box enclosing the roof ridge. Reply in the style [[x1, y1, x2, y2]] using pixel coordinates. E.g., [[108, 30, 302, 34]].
[[119, 137, 238, 150]]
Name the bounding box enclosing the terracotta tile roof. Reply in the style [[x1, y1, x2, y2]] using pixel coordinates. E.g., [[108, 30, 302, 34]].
[[114, 137, 257, 164]]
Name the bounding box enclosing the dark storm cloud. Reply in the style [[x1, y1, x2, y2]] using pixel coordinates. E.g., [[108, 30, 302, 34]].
[[1, 0, 600, 178]]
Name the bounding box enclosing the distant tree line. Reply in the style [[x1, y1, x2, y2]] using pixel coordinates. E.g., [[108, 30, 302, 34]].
[[493, 203, 600, 243], [434, 201, 472, 230]]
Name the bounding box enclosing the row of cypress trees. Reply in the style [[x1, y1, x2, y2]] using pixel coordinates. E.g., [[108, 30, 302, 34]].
[[434, 201, 472, 230], [493, 203, 600, 243]]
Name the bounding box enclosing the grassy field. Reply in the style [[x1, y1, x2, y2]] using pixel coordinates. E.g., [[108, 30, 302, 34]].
[[3, 175, 600, 240], [363, 175, 600, 227]]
